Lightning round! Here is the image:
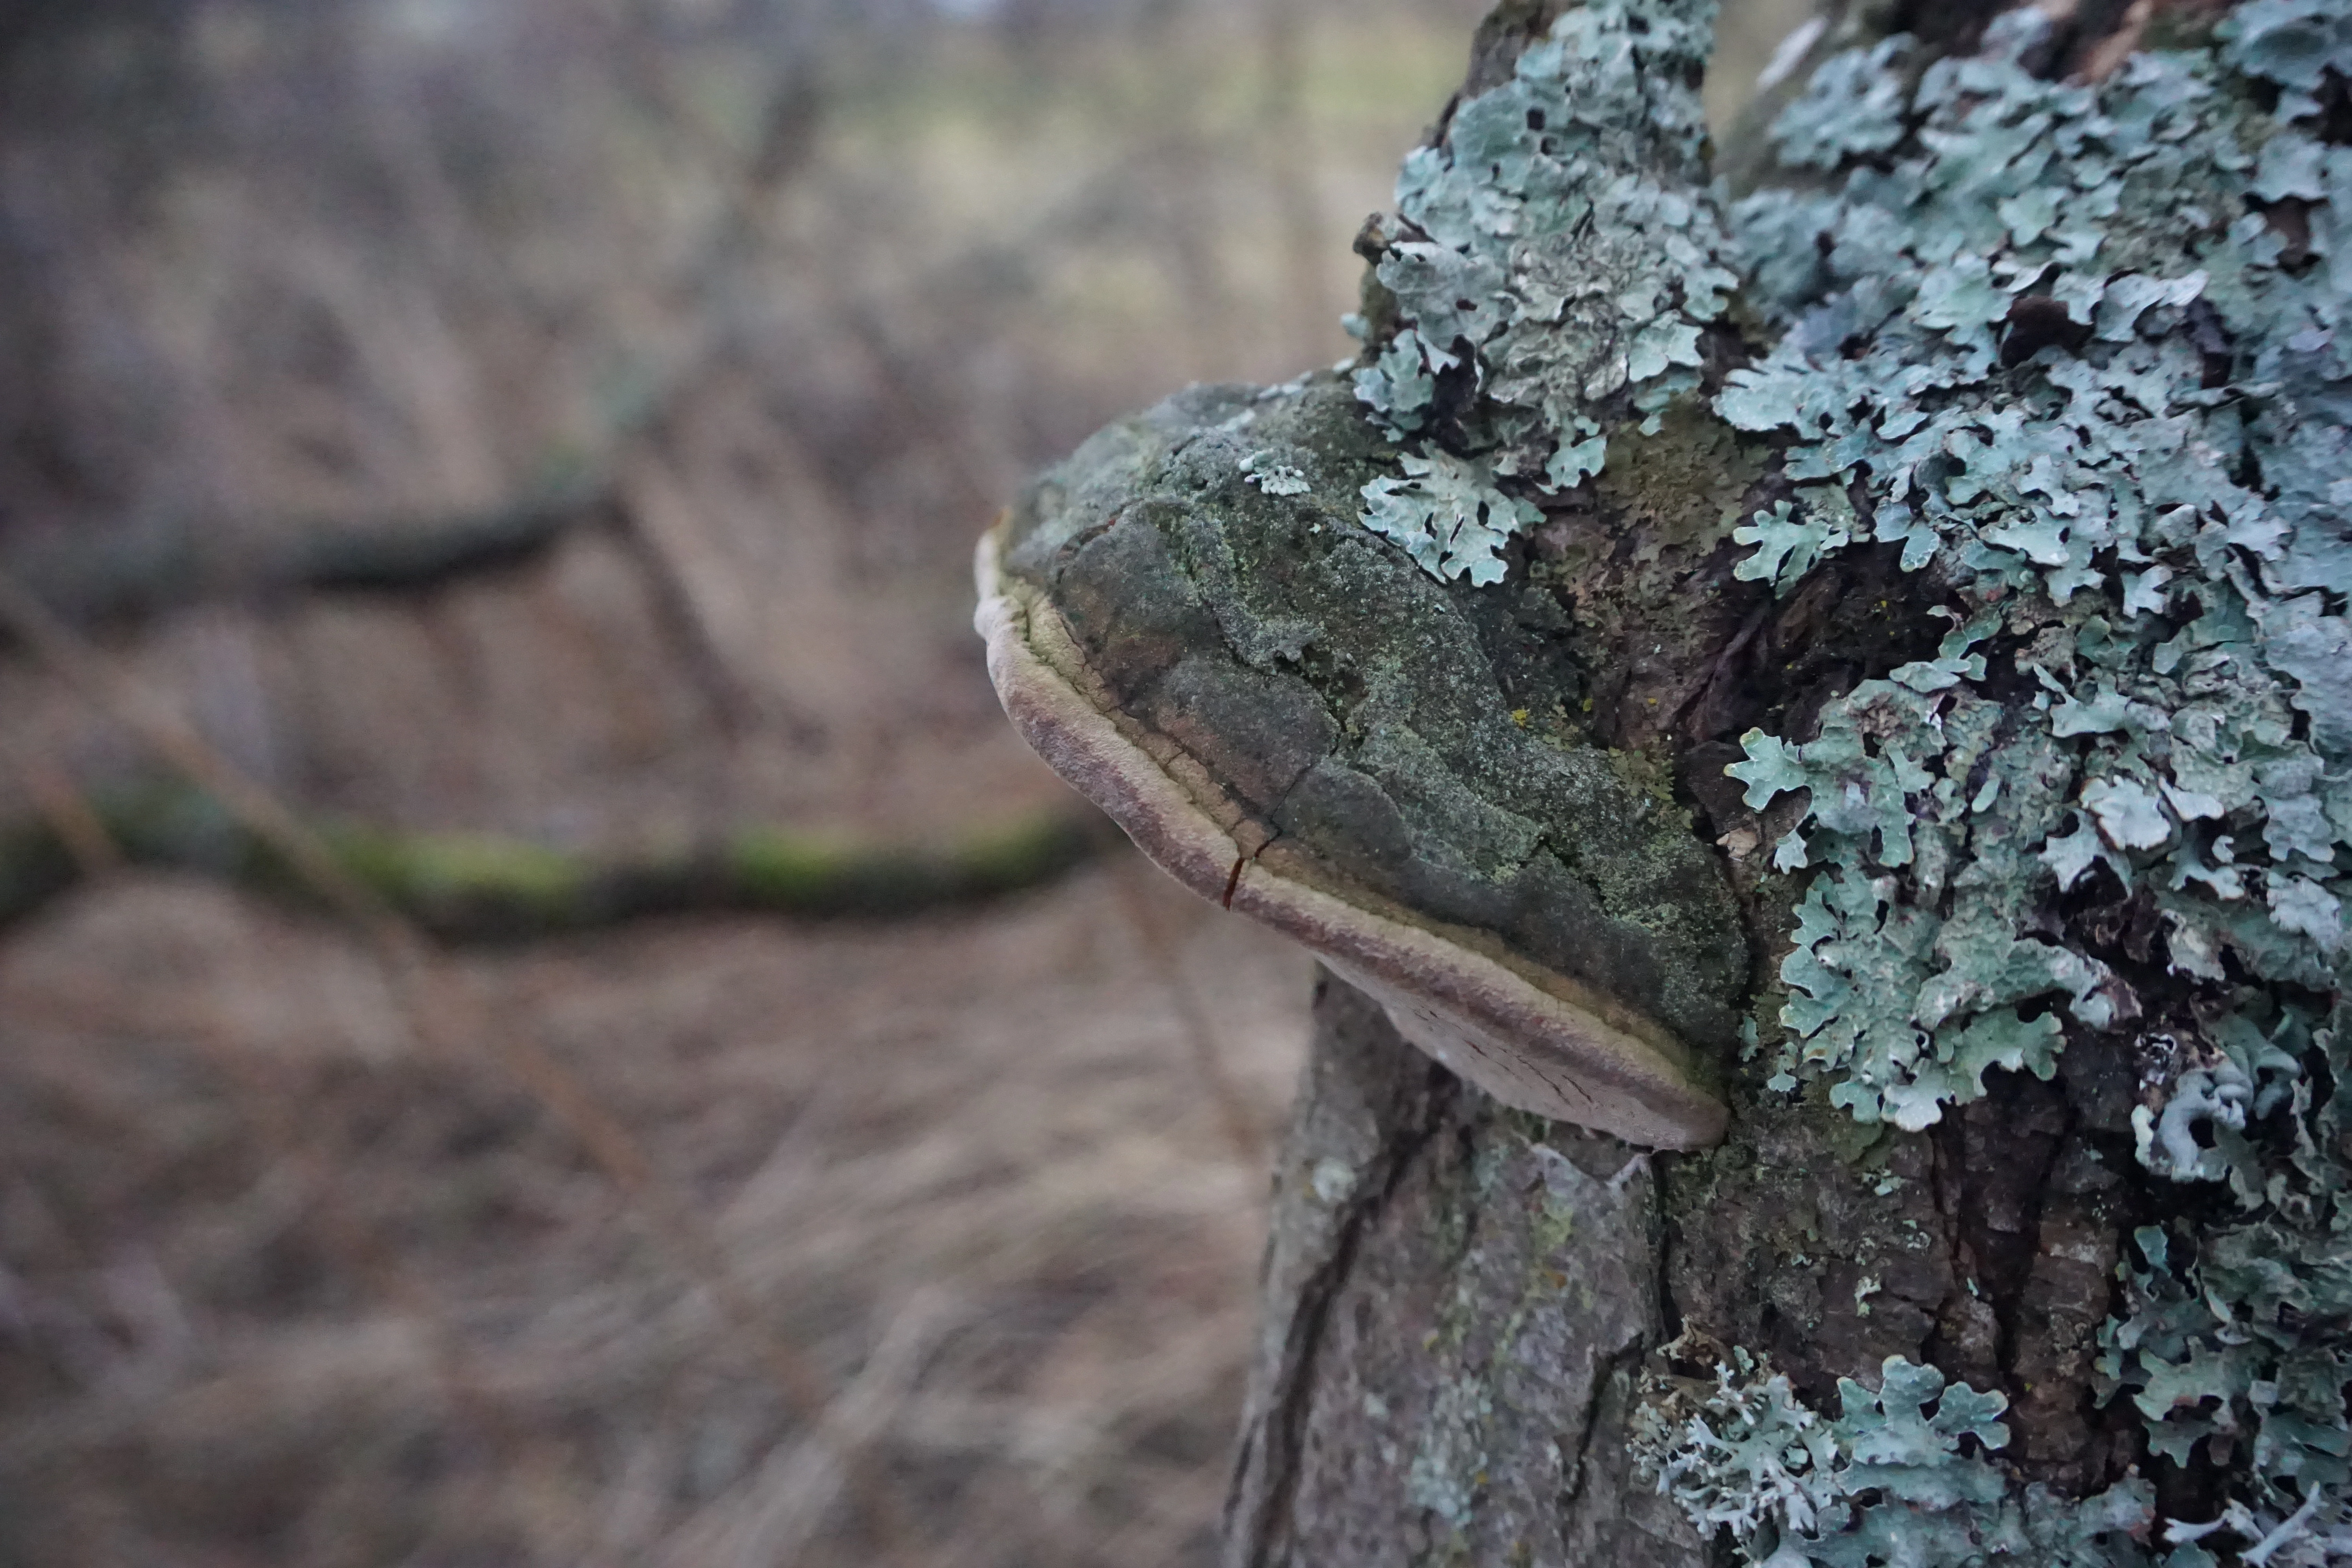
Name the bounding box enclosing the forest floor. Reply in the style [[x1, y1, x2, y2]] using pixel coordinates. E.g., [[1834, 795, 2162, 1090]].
[[0, 757, 1310, 1568]]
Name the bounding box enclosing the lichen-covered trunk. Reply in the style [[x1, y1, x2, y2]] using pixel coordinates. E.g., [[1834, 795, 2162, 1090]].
[[1225, 959, 2140, 1565]]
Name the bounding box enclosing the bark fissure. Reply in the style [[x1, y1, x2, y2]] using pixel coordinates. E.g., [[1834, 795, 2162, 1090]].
[[1229, 974, 1704, 1567], [1557, 1338, 1644, 1515], [1233, 1122, 1448, 1566], [1224, 975, 1457, 1568]]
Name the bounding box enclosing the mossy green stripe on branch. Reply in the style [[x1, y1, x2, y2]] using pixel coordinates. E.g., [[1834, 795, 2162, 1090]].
[[0, 782, 1110, 940]]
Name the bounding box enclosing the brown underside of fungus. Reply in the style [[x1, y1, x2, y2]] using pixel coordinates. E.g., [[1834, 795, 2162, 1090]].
[[975, 519, 1728, 1151]]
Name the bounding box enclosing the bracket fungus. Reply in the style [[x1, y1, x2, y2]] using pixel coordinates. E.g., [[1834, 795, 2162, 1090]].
[[974, 379, 1740, 1150]]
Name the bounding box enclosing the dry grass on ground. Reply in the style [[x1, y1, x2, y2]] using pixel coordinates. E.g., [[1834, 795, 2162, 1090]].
[[0, 861, 1309, 1566]]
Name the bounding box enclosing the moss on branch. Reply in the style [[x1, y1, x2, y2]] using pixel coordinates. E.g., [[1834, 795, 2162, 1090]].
[[0, 782, 1109, 940]]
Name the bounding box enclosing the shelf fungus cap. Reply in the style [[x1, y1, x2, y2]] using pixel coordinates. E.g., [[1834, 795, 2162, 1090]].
[[975, 427, 1731, 1149]]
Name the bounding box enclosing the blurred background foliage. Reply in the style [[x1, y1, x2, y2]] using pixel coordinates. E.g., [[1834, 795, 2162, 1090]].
[[0, 1, 1803, 1563]]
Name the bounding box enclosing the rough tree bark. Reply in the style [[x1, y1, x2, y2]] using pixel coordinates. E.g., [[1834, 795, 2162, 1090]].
[[1223, 962, 2140, 1566], [985, 0, 2352, 1563], [1224, 973, 1701, 1564]]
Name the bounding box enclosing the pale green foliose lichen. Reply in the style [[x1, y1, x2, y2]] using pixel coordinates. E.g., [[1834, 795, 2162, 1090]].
[[2092, 1007, 2352, 1567], [1634, 1349, 2162, 1565], [1359, 448, 1542, 585], [1240, 450, 1314, 497], [1350, 0, 1736, 582], [1705, 3, 2352, 1557]]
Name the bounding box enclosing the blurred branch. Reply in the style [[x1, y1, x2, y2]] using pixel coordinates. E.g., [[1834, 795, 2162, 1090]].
[[0, 474, 617, 631], [0, 22, 1238, 648], [6, 750, 120, 875], [5, 976, 533, 1475], [1261, 0, 1336, 363], [671, 1287, 957, 1568], [1125, 0, 1235, 382], [1108, 857, 1270, 1174], [0, 779, 1111, 940], [0, 413, 784, 733]]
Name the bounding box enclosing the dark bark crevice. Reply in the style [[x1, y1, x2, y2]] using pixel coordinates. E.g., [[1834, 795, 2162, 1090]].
[[1223, 972, 1457, 1568], [1226, 972, 1706, 1568]]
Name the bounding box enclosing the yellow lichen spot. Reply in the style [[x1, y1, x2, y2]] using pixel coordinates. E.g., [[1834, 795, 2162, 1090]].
[[1510, 707, 1531, 726]]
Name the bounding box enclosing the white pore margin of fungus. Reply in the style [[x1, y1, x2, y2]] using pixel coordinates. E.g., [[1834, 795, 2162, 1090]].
[[976, 526, 1728, 1151]]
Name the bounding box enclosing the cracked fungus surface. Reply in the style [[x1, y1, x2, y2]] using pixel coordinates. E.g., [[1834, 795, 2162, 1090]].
[[1638, 3, 2352, 1564], [997, 375, 1745, 1055]]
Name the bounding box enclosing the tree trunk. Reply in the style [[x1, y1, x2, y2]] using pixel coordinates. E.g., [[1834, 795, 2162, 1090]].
[[986, 1, 2352, 1561], [1225, 960, 2140, 1564], [1224, 968, 1702, 1566]]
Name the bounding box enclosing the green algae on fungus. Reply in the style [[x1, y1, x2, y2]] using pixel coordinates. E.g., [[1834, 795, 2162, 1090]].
[[978, 377, 1738, 1147]]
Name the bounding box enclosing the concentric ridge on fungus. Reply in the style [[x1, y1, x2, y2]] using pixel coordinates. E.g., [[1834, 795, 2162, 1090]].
[[975, 524, 1727, 1151]]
